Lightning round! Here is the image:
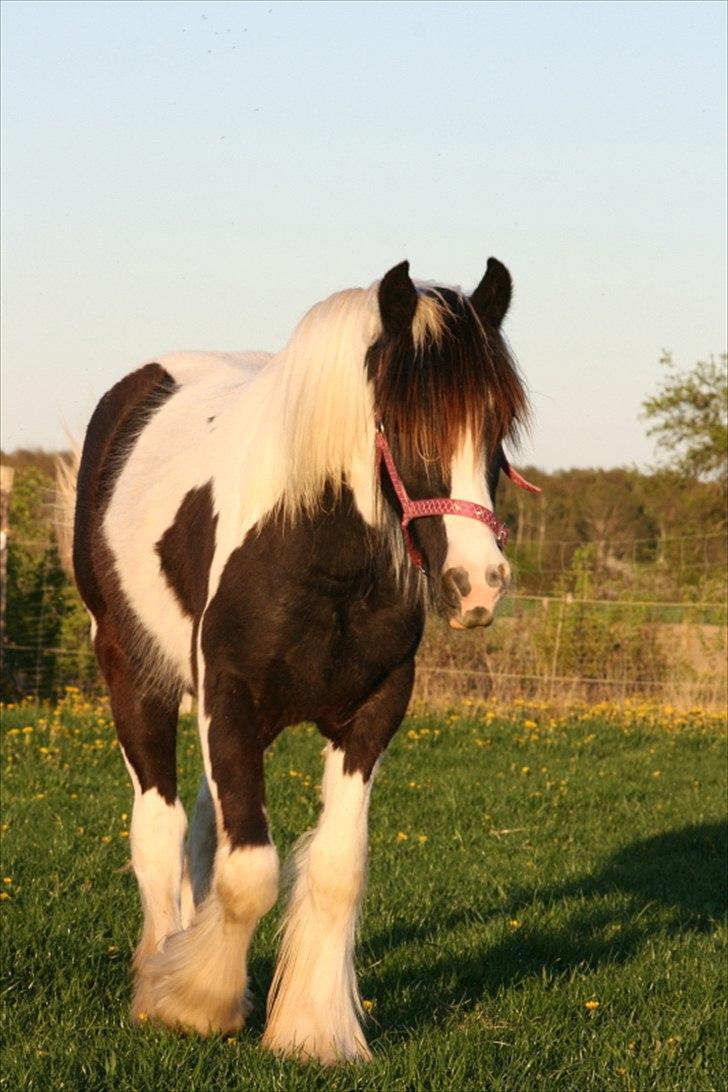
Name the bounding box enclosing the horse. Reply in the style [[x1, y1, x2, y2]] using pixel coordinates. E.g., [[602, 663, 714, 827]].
[[69, 258, 537, 1065]]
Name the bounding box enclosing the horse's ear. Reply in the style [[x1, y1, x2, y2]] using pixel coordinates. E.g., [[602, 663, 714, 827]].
[[378, 261, 418, 338], [470, 257, 512, 329]]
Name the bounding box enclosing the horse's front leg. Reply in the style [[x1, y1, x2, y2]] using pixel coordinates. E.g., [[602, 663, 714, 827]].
[[140, 667, 279, 1035], [262, 659, 414, 1065]]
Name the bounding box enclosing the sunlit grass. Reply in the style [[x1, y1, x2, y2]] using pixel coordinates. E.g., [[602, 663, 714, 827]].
[[1, 694, 726, 1090]]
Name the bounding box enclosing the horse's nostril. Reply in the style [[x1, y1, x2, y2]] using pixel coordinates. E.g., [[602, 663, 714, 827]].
[[486, 562, 511, 589], [445, 566, 471, 598]]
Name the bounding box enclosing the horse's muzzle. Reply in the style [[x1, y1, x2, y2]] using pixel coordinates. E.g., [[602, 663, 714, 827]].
[[448, 606, 494, 630], [440, 566, 499, 629]]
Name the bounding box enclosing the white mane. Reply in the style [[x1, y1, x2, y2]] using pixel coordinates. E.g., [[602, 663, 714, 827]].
[[261, 280, 448, 522], [274, 284, 381, 519]]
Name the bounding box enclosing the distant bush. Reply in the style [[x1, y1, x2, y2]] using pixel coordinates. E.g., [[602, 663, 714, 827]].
[[1, 466, 95, 700]]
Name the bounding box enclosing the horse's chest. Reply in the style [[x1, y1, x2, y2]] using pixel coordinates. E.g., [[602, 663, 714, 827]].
[[202, 523, 423, 730], [271, 593, 420, 718]]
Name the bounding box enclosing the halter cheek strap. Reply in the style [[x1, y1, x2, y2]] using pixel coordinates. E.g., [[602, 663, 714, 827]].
[[375, 427, 513, 573], [502, 458, 542, 494]]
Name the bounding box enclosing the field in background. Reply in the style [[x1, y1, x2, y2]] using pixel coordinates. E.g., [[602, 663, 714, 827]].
[[1, 696, 725, 1091]]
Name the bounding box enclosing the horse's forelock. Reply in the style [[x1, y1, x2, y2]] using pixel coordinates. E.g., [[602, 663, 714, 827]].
[[372, 286, 528, 467]]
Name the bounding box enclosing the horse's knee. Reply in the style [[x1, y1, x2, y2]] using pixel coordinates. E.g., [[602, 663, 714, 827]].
[[215, 843, 279, 923], [130, 790, 187, 872]]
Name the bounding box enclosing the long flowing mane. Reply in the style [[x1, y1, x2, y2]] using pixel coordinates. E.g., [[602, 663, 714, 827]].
[[256, 278, 528, 522], [273, 284, 380, 519]]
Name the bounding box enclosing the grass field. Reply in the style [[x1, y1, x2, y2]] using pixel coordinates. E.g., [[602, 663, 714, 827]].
[[1, 694, 726, 1091]]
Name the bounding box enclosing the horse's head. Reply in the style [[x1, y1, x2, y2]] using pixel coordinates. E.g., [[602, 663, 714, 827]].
[[369, 259, 531, 629]]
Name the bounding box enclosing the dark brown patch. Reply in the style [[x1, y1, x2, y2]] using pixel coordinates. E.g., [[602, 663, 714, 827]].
[[156, 482, 217, 693], [205, 670, 270, 846], [93, 624, 179, 802], [331, 658, 415, 781], [199, 486, 425, 845], [156, 483, 217, 620]]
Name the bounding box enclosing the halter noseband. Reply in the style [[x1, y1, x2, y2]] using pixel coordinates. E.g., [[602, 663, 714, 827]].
[[375, 423, 540, 574]]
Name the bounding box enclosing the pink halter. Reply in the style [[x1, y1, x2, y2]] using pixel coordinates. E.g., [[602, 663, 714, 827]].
[[375, 424, 540, 574]]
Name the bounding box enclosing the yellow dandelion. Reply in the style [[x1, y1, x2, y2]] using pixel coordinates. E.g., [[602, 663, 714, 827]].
[[523, 719, 537, 729], [137, 1011, 149, 1022], [119, 831, 129, 839], [521, 766, 530, 775], [396, 831, 408, 843], [417, 834, 428, 844], [107, 945, 118, 953], [362, 999, 375, 1013], [0, 892, 11, 901], [2, 877, 12, 885], [35, 792, 45, 800], [584, 999, 600, 1011], [508, 919, 521, 929], [100, 835, 111, 844]]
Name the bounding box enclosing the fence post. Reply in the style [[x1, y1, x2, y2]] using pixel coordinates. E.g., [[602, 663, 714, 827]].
[[0, 465, 15, 677], [548, 593, 569, 700]]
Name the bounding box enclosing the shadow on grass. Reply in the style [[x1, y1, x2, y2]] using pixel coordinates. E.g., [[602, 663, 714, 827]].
[[359, 821, 727, 1036]]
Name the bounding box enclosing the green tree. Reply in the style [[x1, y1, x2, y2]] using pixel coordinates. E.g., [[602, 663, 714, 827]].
[[642, 352, 727, 482]]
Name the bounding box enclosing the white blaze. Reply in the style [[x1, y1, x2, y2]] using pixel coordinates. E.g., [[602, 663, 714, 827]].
[[443, 434, 510, 616]]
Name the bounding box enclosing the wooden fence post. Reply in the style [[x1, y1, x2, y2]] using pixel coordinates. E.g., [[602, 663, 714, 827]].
[[548, 593, 570, 700], [1, 465, 16, 676]]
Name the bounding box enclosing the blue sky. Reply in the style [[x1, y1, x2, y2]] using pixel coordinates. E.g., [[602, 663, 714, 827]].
[[2, 0, 726, 470]]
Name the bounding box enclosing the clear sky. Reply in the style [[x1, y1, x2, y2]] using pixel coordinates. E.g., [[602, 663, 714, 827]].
[[1, 0, 726, 471]]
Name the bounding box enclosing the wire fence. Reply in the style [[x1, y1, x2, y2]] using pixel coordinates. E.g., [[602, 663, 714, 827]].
[[415, 592, 727, 709], [2, 534, 727, 710]]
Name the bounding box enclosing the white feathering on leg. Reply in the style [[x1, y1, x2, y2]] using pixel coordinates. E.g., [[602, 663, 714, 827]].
[[262, 745, 373, 1064], [140, 842, 279, 1034], [118, 750, 189, 1022]]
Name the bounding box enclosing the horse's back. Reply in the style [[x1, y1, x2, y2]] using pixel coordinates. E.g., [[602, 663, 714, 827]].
[[158, 349, 272, 389]]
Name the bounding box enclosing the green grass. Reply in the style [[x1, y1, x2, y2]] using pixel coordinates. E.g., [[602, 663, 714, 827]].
[[1, 701, 726, 1091]]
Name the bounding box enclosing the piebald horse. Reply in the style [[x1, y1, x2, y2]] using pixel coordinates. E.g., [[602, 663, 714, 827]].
[[71, 259, 536, 1064]]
